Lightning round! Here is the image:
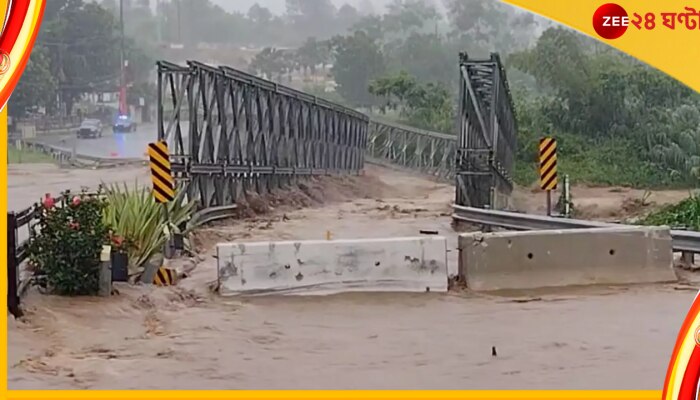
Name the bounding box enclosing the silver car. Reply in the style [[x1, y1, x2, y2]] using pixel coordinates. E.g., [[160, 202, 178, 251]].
[[77, 119, 103, 139]]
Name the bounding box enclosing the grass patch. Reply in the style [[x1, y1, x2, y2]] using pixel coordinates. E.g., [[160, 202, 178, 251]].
[[640, 195, 700, 230], [514, 134, 685, 189], [8, 147, 55, 164]]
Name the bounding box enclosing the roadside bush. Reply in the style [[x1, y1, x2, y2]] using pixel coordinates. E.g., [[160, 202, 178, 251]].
[[27, 190, 109, 295], [102, 182, 198, 273], [640, 195, 700, 230]]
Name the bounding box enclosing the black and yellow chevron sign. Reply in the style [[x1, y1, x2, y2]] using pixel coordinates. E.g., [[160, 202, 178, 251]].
[[153, 267, 177, 286], [539, 137, 558, 191], [147, 141, 175, 203]]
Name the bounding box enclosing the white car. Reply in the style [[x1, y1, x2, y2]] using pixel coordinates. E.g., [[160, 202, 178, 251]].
[[77, 119, 103, 139]]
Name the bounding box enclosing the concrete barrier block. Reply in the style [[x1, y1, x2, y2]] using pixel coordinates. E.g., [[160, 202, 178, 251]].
[[458, 226, 676, 291], [217, 237, 448, 295]]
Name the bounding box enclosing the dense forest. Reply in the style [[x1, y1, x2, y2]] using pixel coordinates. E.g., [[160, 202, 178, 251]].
[[11, 0, 700, 189]]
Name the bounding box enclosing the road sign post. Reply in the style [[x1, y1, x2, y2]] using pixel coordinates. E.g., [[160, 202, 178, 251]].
[[146, 140, 176, 283], [539, 137, 558, 216]]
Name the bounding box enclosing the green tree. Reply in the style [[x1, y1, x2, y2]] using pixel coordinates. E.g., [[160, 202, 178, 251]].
[[337, 4, 361, 33], [331, 31, 386, 108], [286, 0, 337, 39], [297, 37, 322, 75], [40, 1, 121, 114], [387, 33, 454, 86], [250, 47, 293, 82], [369, 71, 454, 132], [384, 0, 439, 35], [9, 46, 58, 117], [351, 15, 385, 41]]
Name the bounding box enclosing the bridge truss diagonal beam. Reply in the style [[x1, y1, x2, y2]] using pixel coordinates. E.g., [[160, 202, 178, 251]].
[[456, 52, 518, 210], [367, 119, 457, 182], [157, 60, 370, 210]]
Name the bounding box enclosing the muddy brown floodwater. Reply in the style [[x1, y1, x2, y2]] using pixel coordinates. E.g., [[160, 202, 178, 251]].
[[7, 163, 698, 389]]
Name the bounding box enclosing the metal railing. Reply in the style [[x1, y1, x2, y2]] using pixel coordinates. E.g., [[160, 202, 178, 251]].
[[13, 115, 81, 132], [10, 140, 146, 169], [452, 205, 700, 253], [367, 119, 456, 182]]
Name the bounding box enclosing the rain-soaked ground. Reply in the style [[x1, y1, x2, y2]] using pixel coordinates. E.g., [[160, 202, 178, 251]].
[[7, 163, 695, 389]]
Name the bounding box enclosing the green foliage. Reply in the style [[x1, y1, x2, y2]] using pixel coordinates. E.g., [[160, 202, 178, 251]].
[[286, 0, 338, 39], [11, 0, 155, 116], [7, 147, 55, 164], [385, 33, 456, 86], [9, 46, 57, 117], [369, 71, 454, 132], [383, 0, 440, 35], [510, 26, 700, 188], [27, 191, 110, 296], [331, 31, 386, 108], [249, 47, 295, 82], [640, 196, 700, 230], [514, 133, 676, 188], [101, 182, 198, 273]]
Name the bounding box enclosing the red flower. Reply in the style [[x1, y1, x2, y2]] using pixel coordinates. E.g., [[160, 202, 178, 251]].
[[111, 235, 124, 247], [72, 196, 81, 206], [42, 194, 55, 209], [69, 222, 80, 230]]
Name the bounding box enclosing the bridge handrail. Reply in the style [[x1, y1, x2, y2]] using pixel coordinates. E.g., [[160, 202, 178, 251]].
[[369, 118, 456, 141]]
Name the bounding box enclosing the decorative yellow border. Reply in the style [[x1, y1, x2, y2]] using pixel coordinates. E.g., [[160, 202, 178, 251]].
[[2, 0, 699, 397], [3, 391, 664, 399]]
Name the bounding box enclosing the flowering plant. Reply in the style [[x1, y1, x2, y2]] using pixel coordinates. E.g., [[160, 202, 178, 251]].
[[109, 232, 131, 253], [27, 190, 109, 295]]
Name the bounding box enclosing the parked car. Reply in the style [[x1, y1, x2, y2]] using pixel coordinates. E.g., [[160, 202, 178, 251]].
[[113, 114, 137, 133], [76, 119, 103, 139]]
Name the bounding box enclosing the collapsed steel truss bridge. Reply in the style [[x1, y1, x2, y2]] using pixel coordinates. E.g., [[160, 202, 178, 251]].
[[157, 53, 516, 211]]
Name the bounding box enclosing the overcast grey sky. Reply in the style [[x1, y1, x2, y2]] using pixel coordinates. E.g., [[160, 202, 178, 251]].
[[210, 0, 412, 15]]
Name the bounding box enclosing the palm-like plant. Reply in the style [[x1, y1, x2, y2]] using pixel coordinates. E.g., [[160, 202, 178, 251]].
[[101, 182, 198, 274]]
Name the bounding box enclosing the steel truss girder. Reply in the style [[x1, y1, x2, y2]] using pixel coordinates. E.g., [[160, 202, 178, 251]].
[[157, 60, 369, 210], [456, 52, 518, 209], [367, 119, 456, 182]]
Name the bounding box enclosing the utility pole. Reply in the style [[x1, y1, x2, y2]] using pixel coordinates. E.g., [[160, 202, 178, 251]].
[[177, 0, 181, 44], [119, 0, 128, 116], [156, 0, 161, 44]]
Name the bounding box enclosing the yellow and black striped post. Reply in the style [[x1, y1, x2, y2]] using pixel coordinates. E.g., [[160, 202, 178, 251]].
[[539, 137, 558, 216], [153, 267, 177, 286], [146, 141, 177, 285], [147, 141, 175, 203]]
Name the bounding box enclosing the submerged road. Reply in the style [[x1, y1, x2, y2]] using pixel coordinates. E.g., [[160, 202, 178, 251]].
[[33, 123, 190, 160], [7, 164, 695, 389]]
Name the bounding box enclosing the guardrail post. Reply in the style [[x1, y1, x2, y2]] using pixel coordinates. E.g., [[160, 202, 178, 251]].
[[682, 251, 695, 267], [7, 212, 22, 318]]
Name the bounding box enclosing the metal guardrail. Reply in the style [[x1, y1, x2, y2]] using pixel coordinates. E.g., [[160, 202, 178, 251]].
[[189, 205, 238, 228], [12, 139, 146, 169], [452, 205, 700, 253]]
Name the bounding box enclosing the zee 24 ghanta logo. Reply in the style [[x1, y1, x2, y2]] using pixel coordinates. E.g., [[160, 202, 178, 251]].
[[593, 2, 700, 39]]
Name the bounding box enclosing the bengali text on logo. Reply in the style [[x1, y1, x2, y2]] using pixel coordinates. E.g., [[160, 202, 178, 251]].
[[593, 3, 700, 39]]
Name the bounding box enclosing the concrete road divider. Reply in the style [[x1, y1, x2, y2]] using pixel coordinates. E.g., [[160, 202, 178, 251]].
[[217, 237, 448, 295], [458, 226, 677, 291]]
